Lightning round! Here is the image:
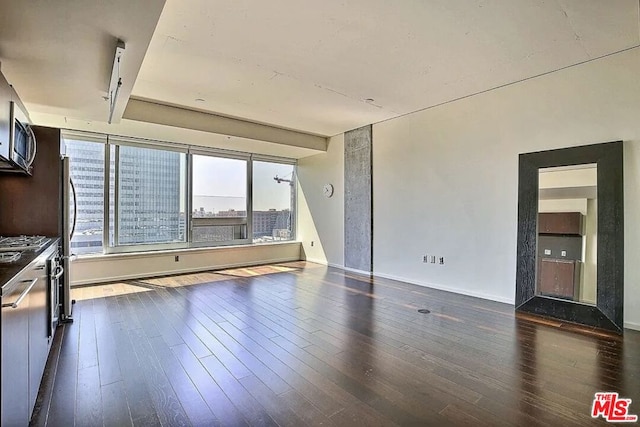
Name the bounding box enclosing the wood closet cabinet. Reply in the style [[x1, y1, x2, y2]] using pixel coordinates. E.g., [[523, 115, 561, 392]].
[[537, 258, 581, 300], [538, 212, 584, 235]]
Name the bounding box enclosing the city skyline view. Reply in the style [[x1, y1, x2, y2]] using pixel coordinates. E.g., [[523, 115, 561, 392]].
[[65, 137, 295, 254], [192, 195, 245, 214], [192, 158, 294, 211]]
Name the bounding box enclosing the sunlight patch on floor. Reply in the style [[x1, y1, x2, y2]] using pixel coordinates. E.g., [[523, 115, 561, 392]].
[[71, 261, 323, 300], [71, 282, 153, 301]]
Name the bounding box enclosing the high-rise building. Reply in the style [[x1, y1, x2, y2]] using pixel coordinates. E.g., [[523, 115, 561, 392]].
[[66, 141, 184, 252], [253, 209, 291, 241], [117, 146, 183, 245], [66, 140, 106, 254]]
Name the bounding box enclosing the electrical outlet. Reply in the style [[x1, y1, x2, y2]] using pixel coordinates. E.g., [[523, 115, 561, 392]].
[[311, 241, 314, 247], [439, 257, 445, 265], [430, 255, 436, 264], [175, 255, 180, 262], [423, 255, 428, 263]]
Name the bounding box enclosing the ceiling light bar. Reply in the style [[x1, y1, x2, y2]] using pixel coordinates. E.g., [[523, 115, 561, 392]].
[[108, 39, 125, 124]]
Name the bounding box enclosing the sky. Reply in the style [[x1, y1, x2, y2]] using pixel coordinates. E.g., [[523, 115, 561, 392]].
[[192, 157, 293, 212]]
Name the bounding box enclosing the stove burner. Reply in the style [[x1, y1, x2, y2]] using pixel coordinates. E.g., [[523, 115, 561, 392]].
[[0, 235, 47, 252], [0, 251, 22, 263]]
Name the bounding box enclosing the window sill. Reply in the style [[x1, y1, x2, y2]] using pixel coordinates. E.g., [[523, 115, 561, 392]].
[[73, 240, 301, 263]]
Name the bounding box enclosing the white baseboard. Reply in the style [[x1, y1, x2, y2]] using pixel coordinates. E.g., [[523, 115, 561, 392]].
[[71, 256, 299, 287], [342, 266, 373, 276], [303, 258, 329, 266], [320, 264, 512, 305], [373, 271, 514, 305], [301, 260, 353, 273], [325, 262, 371, 277], [624, 321, 640, 332]]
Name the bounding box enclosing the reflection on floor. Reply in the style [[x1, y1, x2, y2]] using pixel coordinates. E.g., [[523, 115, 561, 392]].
[[71, 261, 321, 301], [34, 260, 640, 426]]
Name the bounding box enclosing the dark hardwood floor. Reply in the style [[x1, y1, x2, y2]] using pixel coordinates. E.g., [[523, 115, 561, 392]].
[[30, 262, 640, 426]]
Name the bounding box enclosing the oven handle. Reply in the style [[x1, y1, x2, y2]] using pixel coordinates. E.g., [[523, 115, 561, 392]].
[[53, 265, 64, 280], [26, 125, 37, 168], [1, 278, 38, 309]]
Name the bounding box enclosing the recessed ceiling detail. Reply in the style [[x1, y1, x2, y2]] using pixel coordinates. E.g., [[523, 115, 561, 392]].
[[132, 0, 639, 135]]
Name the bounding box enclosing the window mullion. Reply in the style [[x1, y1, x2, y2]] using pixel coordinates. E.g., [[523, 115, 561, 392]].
[[113, 145, 120, 246], [187, 153, 193, 244], [102, 140, 110, 253], [292, 166, 297, 240], [247, 158, 253, 242]]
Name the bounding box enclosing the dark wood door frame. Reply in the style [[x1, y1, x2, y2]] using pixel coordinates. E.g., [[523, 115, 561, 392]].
[[515, 141, 624, 333]]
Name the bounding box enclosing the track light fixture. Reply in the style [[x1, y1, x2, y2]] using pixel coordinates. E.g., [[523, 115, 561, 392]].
[[108, 39, 125, 124]]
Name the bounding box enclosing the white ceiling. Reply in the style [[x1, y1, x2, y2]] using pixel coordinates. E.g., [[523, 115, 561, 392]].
[[539, 165, 597, 200], [0, 0, 166, 123], [0, 0, 638, 142], [133, 0, 639, 136]]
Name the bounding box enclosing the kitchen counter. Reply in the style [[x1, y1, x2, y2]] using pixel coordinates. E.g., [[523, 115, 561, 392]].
[[0, 238, 59, 296], [1, 237, 60, 425]]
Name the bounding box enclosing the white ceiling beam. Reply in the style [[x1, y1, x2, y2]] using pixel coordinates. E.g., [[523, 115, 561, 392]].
[[123, 98, 327, 151]]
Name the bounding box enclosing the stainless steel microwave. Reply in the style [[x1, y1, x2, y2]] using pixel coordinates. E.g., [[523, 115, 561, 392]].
[[0, 100, 36, 175]]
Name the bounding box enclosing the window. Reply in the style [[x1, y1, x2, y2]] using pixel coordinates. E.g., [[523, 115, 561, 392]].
[[252, 161, 295, 243], [63, 131, 296, 255], [191, 154, 248, 244], [65, 137, 106, 255], [114, 145, 187, 246]]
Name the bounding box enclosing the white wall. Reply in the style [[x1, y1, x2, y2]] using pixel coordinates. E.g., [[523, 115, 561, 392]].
[[539, 166, 597, 189], [298, 47, 640, 330], [582, 199, 597, 304], [70, 242, 301, 285], [296, 135, 344, 266], [624, 139, 640, 329], [538, 199, 587, 215]]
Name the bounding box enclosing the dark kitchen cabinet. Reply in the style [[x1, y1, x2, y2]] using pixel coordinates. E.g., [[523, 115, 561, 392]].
[[0, 72, 11, 155], [1, 241, 58, 426], [0, 126, 62, 236], [28, 249, 53, 414], [538, 212, 584, 235], [537, 258, 581, 300], [1, 275, 32, 426]]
